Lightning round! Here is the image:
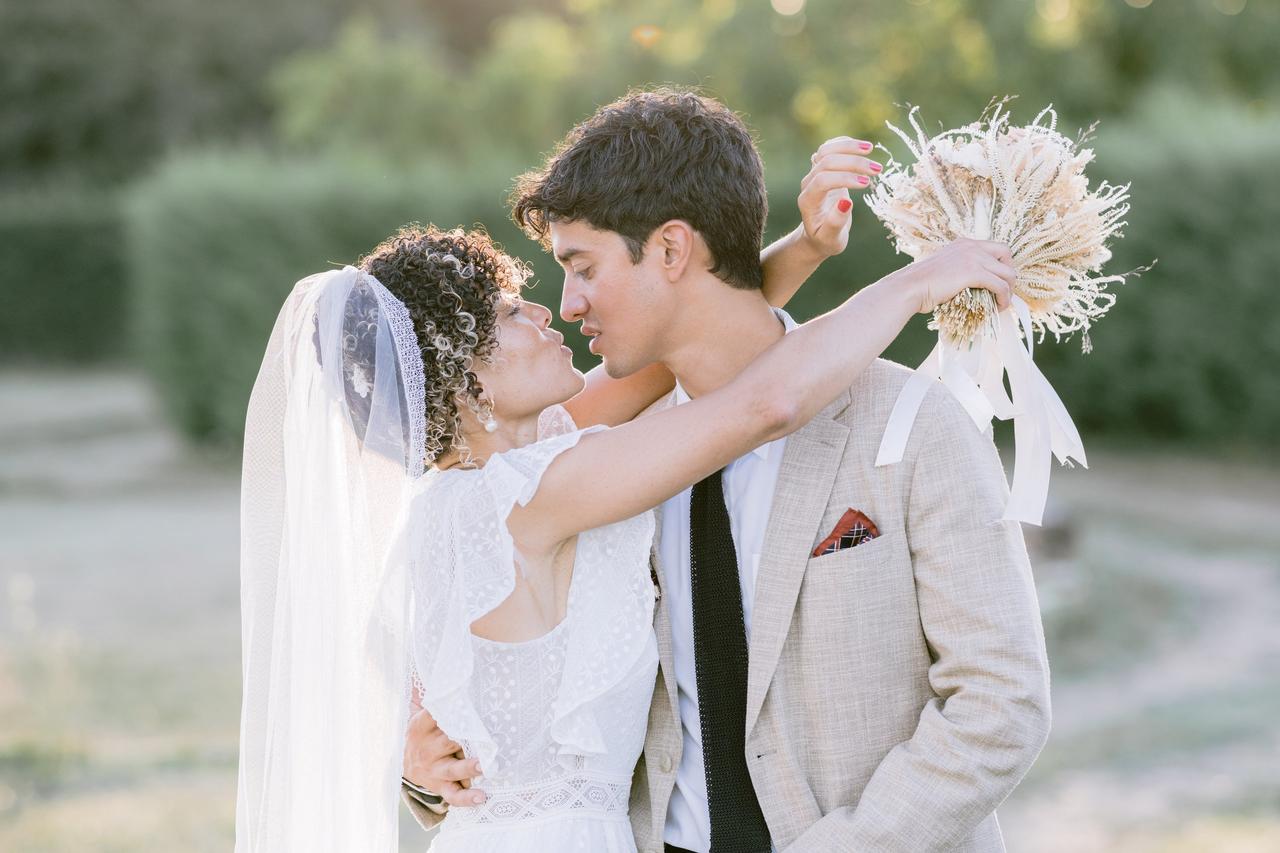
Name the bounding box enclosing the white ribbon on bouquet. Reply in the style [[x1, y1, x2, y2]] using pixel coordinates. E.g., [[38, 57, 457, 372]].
[[873, 294, 1086, 526]]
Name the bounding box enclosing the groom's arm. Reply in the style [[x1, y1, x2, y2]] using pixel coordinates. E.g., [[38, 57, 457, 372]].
[[788, 386, 1052, 853], [401, 699, 486, 832], [401, 782, 447, 831]]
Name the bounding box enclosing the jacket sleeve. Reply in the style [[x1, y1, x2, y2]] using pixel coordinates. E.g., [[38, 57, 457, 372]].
[[401, 780, 448, 831]]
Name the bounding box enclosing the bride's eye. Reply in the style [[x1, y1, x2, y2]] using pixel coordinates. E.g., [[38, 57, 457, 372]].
[[508, 303, 522, 317]]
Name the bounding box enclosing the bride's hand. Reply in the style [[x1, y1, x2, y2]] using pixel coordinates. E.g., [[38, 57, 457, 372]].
[[890, 239, 1016, 315], [796, 136, 882, 259]]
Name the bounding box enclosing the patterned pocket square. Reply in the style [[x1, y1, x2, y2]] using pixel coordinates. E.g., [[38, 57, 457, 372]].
[[812, 508, 881, 558]]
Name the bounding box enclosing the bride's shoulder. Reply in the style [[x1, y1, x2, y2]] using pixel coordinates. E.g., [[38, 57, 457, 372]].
[[537, 403, 578, 439]]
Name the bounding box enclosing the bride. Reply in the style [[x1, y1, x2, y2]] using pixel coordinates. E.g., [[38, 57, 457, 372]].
[[234, 206, 1013, 850]]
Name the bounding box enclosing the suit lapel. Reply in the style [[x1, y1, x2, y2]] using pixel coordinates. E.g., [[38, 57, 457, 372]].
[[745, 394, 851, 735], [638, 391, 682, 733], [650, 499, 680, 727]]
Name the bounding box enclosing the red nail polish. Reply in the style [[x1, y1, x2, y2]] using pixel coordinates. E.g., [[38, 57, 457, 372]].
[[857, 175, 870, 186], [837, 198, 853, 213], [869, 162, 882, 173], [861, 141, 873, 152]]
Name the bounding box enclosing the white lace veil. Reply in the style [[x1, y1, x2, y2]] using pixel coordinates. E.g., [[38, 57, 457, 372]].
[[235, 266, 430, 851]]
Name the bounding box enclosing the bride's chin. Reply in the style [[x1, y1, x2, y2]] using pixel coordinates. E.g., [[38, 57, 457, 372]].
[[544, 368, 587, 410]]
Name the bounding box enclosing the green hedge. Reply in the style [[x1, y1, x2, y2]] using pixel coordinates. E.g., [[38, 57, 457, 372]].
[[124, 151, 555, 446], [0, 194, 126, 363], [1031, 95, 1280, 449]]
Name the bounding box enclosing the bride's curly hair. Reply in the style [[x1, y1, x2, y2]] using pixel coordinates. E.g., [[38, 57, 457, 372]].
[[358, 224, 529, 465]]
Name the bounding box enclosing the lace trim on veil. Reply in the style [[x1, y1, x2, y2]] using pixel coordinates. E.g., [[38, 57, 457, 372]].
[[359, 268, 427, 478]]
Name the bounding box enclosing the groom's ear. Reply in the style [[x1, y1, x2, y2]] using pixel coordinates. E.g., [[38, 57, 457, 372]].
[[654, 220, 697, 283]]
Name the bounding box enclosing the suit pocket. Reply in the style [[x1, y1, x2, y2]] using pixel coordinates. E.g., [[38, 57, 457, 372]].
[[800, 529, 911, 632], [807, 528, 900, 571], [794, 528, 922, 708]]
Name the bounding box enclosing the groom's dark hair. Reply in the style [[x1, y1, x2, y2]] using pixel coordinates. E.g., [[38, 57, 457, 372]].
[[510, 86, 767, 291]]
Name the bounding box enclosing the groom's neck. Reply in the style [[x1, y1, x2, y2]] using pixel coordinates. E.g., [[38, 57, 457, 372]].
[[661, 285, 786, 400]]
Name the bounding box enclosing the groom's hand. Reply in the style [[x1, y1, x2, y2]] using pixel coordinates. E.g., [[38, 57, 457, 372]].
[[797, 136, 882, 258], [403, 706, 487, 806]]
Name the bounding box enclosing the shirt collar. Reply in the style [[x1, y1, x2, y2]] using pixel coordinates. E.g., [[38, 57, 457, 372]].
[[671, 306, 797, 462]]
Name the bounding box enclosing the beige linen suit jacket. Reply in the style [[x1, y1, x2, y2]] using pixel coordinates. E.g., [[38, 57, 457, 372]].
[[628, 358, 1051, 853], [404, 358, 1052, 852]]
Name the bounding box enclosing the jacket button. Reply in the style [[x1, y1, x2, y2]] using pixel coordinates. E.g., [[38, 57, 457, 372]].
[[660, 754, 674, 773]]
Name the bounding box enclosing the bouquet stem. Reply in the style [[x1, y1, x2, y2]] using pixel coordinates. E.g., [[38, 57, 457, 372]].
[[933, 288, 999, 348]]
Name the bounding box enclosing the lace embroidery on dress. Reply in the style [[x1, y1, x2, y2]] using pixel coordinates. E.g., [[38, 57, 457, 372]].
[[407, 422, 656, 778], [445, 772, 633, 829], [406, 403, 577, 714]]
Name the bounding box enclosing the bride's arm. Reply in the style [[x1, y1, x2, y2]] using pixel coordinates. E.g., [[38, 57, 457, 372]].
[[560, 136, 879, 430], [759, 135, 880, 308], [509, 239, 1016, 553], [558, 361, 675, 430]]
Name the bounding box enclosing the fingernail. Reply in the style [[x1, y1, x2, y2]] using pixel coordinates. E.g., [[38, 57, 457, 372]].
[[860, 141, 873, 152], [837, 198, 853, 213], [857, 175, 870, 186], [869, 161, 882, 173], [473, 792, 486, 804]]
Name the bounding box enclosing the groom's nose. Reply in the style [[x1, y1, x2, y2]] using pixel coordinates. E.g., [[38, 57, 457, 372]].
[[560, 276, 589, 324]]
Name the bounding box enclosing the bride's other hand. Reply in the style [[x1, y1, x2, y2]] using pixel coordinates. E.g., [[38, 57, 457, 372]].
[[797, 136, 881, 259], [403, 706, 487, 806], [888, 238, 1016, 315]]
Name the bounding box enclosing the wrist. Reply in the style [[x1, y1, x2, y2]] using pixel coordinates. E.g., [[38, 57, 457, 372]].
[[789, 222, 831, 265], [871, 268, 928, 318]]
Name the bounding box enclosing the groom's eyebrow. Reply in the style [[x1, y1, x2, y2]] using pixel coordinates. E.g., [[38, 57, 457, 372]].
[[554, 248, 585, 265]]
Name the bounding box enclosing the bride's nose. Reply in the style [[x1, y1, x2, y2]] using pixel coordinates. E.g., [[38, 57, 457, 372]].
[[531, 301, 554, 329]]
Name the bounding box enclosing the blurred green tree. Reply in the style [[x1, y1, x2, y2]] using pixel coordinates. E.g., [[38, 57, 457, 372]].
[[0, 0, 428, 188], [265, 0, 1280, 170]]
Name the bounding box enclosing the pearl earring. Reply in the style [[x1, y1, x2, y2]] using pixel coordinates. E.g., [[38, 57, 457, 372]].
[[480, 396, 497, 433]]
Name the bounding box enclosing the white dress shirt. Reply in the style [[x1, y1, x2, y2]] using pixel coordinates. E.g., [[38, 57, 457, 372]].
[[662, 307, 797, 853]]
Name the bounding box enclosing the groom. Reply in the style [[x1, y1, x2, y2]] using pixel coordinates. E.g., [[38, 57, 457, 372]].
[[405, 88, 1051, 852]]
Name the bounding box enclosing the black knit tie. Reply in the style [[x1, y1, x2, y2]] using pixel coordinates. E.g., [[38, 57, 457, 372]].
[[690, 468, 771, 852]]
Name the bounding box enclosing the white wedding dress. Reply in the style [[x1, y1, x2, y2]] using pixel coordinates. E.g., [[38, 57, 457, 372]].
[[408, 405, 659, 853]]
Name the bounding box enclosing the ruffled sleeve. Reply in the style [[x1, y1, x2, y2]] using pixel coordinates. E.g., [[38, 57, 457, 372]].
[[407, 424, 607, 775], [537, 403, 579, 440]]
